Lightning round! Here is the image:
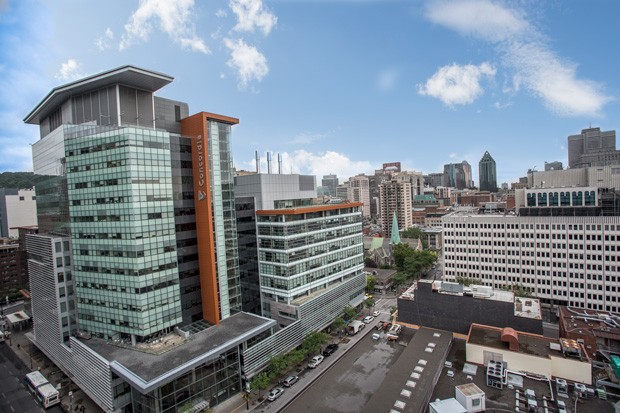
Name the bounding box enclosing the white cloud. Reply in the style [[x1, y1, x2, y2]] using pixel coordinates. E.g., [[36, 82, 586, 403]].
[[120, 0, 209, 54], [95, 27, 114, 51], [229, 0, 277, 36], [493, 101, 511, 109], [426, 0, 531, 43], [289, 131, 329, 145], [56, 59, 84, 81], [377, 69, 400, 92], [253, 150, 374, 180], [425, 0, 612, 117], [216, 9, 228, 18], [224, 38, 269, 88], [417, 62, 496, 106], [448, 152, 457, 159]]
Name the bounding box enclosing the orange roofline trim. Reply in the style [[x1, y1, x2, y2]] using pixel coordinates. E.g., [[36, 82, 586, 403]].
[[256, 202, 363, 215]]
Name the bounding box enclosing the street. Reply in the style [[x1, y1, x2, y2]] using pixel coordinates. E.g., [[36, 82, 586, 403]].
[[0, 342, 64, 413]]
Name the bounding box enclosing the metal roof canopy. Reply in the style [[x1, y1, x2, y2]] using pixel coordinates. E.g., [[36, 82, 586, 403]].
[[6, 310, 31, 324], [24, 65, 174, 125]]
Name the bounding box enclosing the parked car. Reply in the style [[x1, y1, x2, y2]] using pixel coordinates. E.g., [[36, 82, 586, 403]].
[[308, 355, 324, 368], [323, 343, 338, 357], [372, 310, 380, 317], [283, 375, 299, 387], [267, 387, 284, 401], [372, 333, 381, 340], [363, 316, 375, 324]]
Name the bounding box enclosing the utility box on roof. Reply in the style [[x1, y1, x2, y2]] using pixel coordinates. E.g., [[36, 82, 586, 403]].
[[455, 383, 485, 413]]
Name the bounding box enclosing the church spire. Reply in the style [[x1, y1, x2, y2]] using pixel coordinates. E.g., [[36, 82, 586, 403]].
[[390, 211, 401, 244]]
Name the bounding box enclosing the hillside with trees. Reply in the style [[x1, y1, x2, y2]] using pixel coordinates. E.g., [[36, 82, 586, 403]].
[[0, 172, 50, 189]]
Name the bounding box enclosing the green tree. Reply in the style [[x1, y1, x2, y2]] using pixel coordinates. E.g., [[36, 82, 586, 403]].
[[503, 283, 534, 298], [331, 317, 346, 337], [250, 372, 271, 399], [364, 298, 375, 315], [302, 331, 329, 357], [403, 255, 423, 279], [455, 276, 475, 286], [366, 274, 377, 293], [343, 305, 357, 321], [268, 354, 289, 379], [392, 272, 408, 293], [393, 243, 414, 270], [401, 227, 428, 249], [287, 349, 305, 367], [364, 257, 378, 268]]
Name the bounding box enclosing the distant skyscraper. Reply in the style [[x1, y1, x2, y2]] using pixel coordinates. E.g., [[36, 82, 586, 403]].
[[347, 175, 370, 217], [479, 151, 498, 192], [568, 127, 620, 168], [379, 180, 412, 238], [443, 161, 472, 190], [0, 188, 37, 238], [321, 174, 339, 196]]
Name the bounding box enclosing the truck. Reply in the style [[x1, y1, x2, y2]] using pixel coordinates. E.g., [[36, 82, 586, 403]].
[[386, 324, 402, 341], [348, 320, 365, 335]]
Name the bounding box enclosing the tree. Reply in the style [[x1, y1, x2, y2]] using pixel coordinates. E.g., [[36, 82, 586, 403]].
[[364, 257, 378, 268], [504, 283, 534, 298], [393, 243, 414, 270], [364, 298, 375, 315], [392, 272, 408, 293], [455, 276, 475, 286], [403, 255, 423, 279], [401, 227, 428, 249], [366, 274, 377, 293], [287, 349, 305, 367], [268, 354, 289, 379], [331, 317, 346, 337], [302, 331, 329, 357], [250, 372, 271, 399], [343, 305, 357, 321]]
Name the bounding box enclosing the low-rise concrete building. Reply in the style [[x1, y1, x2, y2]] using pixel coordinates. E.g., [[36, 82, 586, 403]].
[[466, 323, 592, 384], [397, 280, 543, 335]]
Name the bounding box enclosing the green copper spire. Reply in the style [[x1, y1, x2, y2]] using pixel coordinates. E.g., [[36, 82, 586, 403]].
[[390, 211, 401, 244]]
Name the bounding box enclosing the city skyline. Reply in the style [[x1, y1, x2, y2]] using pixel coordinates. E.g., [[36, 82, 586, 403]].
[[2, 0, 619, 185]]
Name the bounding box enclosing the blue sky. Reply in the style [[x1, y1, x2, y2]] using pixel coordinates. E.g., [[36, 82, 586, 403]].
[[1, 0, 619, 185]]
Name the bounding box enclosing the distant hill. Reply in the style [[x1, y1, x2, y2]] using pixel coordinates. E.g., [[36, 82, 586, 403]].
[[0, 172, 51, 189]]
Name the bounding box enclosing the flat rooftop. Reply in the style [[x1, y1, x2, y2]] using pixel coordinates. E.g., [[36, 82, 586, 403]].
[[81, 312, 275, 392], [467, 324, 561, 359], [432, 339, 614, 413], [363, 327, 452, 413], [560, 306, 620, 339]]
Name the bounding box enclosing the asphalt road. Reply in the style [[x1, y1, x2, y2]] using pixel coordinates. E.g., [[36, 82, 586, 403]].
[[0, 343, 64, 413]]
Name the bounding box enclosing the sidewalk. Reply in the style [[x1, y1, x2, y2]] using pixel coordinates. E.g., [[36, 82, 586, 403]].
[[3, 325, 100, 413], [214, 312, 390, 413]]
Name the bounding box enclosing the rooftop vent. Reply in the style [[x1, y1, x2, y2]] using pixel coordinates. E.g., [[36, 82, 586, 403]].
[[501, 327, 519, 351]]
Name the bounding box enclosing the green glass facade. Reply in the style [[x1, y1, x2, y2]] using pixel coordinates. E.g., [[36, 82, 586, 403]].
[[65, 125, 182, 340], [208, 121, 241, 318]]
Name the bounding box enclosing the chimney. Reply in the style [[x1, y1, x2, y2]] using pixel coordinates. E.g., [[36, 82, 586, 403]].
[[255, 150, 260, 173], [267, 152, 272, 174], [278, 153, 282, 174]]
